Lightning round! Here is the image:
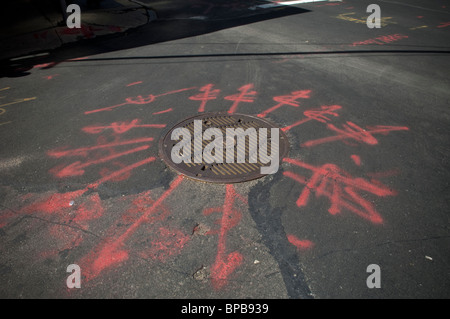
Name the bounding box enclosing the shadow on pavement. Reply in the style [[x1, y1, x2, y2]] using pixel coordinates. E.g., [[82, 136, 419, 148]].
[[0, 0, 311, 77]]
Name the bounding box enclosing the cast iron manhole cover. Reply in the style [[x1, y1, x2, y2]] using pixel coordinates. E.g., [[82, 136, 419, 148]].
[[159, 113, 289, 183]]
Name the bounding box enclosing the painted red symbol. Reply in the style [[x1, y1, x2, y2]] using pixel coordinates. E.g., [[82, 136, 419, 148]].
[[82, 119, 166, 134], [283, 158, 397, 224], [301, 122, 409, 147], [282, 105, 341, 132], [225, 84, 257, 114], [84, 87, 196, 114], [189, 84, 221, 112], [257, 90, 311, 118], [203, 184, 247, 289]]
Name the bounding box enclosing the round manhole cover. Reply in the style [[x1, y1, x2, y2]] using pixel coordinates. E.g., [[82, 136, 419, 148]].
[[159, 113, 289, 183]]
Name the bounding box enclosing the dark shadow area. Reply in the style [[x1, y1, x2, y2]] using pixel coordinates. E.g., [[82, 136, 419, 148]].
[[0, 0, 311, 77], [60, 48, 450, 62]]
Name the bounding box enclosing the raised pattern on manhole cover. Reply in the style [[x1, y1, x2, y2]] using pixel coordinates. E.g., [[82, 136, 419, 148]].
[[159, 113, 289, 183]]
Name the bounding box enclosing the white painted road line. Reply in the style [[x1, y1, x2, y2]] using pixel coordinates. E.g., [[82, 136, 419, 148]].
[[249, 0, 342, 10]]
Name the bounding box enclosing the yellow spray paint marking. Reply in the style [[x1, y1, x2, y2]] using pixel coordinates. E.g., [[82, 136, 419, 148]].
[[0, 96, 36, 127], [336, 12, 396, 27], [0, 97, 37, 108], [410, 25, 428, 30], [0, 87, 10, 92]]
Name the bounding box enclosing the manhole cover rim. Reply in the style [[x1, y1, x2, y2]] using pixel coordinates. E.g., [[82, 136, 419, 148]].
[[158, 112, 289, 184]]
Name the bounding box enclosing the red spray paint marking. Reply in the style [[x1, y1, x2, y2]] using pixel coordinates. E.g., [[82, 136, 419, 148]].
[[350, 34, 408, 46], [72, 193, 104, 223], [282, 105, 341, 132], [68, 56, 90, 61], [81, 175, 184, 281], [0, 210, 16, 228], [82, 119, 166, 134], [0, 192, 106, 258], [152, 108, 173, 115], [301, 122, 409, 147], [120, 190, 169, 225], [283, 158, 397, 224], [50, 145, 150, 178], [257, 90, 311, 118], [87, 156, 156, 189], [122, 192, 189, 262], [43, 74, 59, 80], [84, 87, 196, 114], [225, 84, 257, 114], [16, 156, 156, 222], [33, 62, 57, 69], [437, 22, 450, 28], [18, 189, 87, 216], [189, 84, 221, 112], [350, 154, 361, 166], [47, 137, 154, 158], [8, 191, 104, 243], [126, 81, 143, 87], [287, 234, 314, 251], [139, 227, 190, 262], [33, 57, 89, 70], [98, 161, 131, 182], [204, 184, 247, 289], [59, 24, 96, 38]]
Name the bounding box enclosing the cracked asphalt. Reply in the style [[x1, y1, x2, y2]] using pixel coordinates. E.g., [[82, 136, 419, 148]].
[[0, 0, 449, 300]]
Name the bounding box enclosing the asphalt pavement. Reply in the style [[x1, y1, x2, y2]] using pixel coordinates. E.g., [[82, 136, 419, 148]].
[[0, 0, 449, 300]]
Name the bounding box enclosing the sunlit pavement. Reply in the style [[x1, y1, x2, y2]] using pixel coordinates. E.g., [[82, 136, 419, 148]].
[[0, 0, 449, 299]]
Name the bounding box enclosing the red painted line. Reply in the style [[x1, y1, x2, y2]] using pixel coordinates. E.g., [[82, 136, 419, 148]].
[[154, 87, 197, 98], [287, 234, 314, 250], [437, 22, 450, 28], [51, 145, 150, 178], [68, 56, 91, 61], [117, 175, 183, 243], [205, 184, 246, 289], [82, 175, 184, 280], [152, 108, 173, 115], [87, 156, 157, 189], [126, 81, 143, 87], [84, 102, 127, 114]]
